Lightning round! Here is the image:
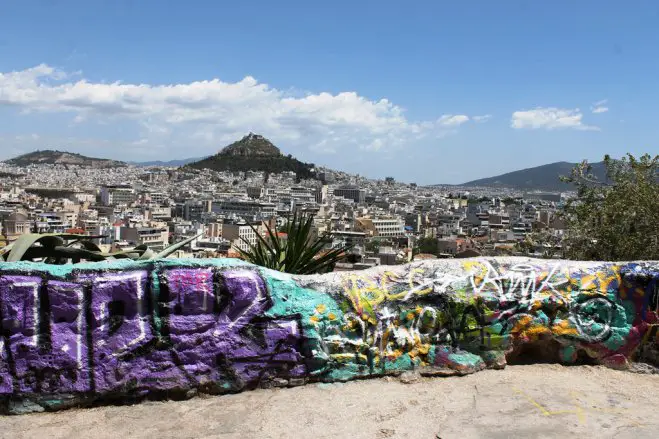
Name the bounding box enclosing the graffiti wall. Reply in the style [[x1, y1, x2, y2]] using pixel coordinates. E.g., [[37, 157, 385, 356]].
[[0, 257, 657, 413]]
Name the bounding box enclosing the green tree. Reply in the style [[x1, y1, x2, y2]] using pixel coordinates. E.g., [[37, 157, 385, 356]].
[[515, 230, 563, 259], [415, 237, 439, 256], [560, 153, 659, 260], [365, 238, 381, 254], [237, 212, 351, 274]]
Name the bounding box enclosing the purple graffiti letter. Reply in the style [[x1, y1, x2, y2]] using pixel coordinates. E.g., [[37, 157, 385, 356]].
[[86, 271, 153, 392], [0, 275, 40, 393], [164, 269, 302, 388], [47, 281, 89, 392]]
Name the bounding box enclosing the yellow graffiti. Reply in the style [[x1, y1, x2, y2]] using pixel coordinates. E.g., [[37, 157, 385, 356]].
[[510, 315, 549, 340], [577, 265, 621, 295], [342, 274, 379, 324], [343, 262, 622, 323], [550, 320, 580, 337], [409, 268, 433, 295], [321, 307, 441, 368], [328, 262, 632, 372], [342, 268, 435, 323], [462, 260, 488, 285], [509, 315, 579, 341], [513, 387, 641, 426]]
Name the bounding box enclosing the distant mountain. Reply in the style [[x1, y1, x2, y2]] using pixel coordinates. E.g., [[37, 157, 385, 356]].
[[456, 161, 607, 191], [185, 133, 316, 180], [4, 150, 126, 168], [131, 157, 206, 167]]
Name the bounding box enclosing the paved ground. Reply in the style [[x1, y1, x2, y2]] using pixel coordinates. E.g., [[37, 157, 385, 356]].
[[2, 364, 658, 439]]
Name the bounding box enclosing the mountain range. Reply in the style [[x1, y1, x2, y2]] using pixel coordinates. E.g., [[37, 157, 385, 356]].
[[130, 157, 206, 167], [1, 135, 316, 180], [2, 137, 610, 190], [455, 161, 607, 191]]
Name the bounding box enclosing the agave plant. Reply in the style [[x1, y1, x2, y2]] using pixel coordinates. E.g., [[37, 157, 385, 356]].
[[0, 233, 200, 264], [237, 212, 351, 274]]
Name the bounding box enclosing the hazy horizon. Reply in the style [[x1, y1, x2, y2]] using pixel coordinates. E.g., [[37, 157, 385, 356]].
[[4, 141, 611, 186]]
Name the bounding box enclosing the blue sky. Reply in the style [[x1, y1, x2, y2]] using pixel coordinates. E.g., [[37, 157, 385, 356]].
[[1, 0, 658, 184]]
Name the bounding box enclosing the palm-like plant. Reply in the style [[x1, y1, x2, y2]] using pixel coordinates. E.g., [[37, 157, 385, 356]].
[[0, 233, 200, 264], [237, 212, 351, 274]]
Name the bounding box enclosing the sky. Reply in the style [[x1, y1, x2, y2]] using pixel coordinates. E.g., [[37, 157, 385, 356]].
[[1, 0, 658, 184]]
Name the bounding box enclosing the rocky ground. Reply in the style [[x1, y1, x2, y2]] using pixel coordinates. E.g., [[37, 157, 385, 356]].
[[2, 364, 658, 439]]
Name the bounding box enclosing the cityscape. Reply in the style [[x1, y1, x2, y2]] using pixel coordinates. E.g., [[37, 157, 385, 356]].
[[1, 1, 658, 435], [0, 132, 568, 268]]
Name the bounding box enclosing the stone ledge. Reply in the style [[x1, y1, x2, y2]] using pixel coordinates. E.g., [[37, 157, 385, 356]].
[[0, 257, 657, 414]]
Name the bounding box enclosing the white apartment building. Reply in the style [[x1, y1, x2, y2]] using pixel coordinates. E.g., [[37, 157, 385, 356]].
[[35, 213, 67, 233], [219, 222, 264, 252], [356, 216, 405, 238], [236, 225, 258, 252], [184, 199, 211, 221], [145, 206, 172, 220], [71, 192, 96, 203], [55, 210, 78, 228], [333, 186, 365, 204], [372, 218, 406, 237], [80, 218, 100, 235], [100, 185, 136, 206], [120, 226, 170, 251], [147, 192, 168, 204], [211, 199, 276, 220]]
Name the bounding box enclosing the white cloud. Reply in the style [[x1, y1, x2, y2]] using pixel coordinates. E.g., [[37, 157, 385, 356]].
[[0, 64, 478, 157], [437, 114, 470, 126], [590, 99, 609, 114], [510, 107, 599, 131], [472, 114, 492, 123], [361, 138, 384, 151]]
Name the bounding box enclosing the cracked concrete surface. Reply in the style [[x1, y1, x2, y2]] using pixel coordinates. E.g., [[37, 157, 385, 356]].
[[2, 364, 658, 439]]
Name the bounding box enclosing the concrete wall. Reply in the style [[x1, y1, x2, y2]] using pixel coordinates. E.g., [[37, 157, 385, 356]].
[[0, 257, 657, 413]]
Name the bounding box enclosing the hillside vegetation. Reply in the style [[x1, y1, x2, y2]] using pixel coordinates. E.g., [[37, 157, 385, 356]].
[[185, 133, 316, 180], [5, 150, 126, 168]]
